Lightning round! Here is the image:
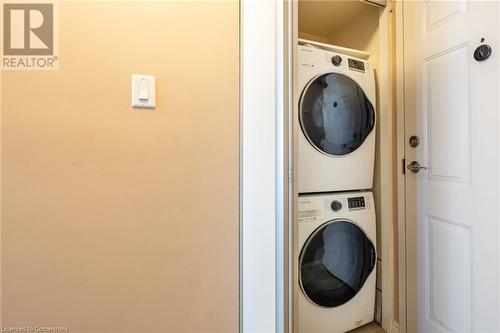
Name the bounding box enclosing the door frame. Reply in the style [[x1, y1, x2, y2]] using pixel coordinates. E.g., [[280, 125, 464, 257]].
[[241, 1, 400, 332], [288, 1, 398, 333], [377, 3, 398, 332], [395, 1, 407, 333], [240, 1, 291, 332]]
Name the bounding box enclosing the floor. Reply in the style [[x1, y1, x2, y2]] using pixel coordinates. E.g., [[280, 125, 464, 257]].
[[349, 322, 386, 333]]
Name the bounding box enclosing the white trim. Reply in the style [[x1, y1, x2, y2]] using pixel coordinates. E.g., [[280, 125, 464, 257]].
[[375, 303, 382, 324], [391, 320, 401, 333], [378, 3, 397, 331], [0, 39, 2, 328], [240, 1, 278, 332], [290, 1, 299, 332], [275, 1, 293, 333], [395, 1, 407, 332], [276, 0, 285, 329], [364, 0, 388, 8], [496, 6, 500, 324], [297, 38, 371, 59]]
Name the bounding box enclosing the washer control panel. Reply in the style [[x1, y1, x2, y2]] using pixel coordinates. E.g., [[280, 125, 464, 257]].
[[298, 192, 373, 223], [348, 196, 366, 211], [348, 58, 365, 72]]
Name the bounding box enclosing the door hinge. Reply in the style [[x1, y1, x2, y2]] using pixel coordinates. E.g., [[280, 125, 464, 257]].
[[402, 158, 406, 175]]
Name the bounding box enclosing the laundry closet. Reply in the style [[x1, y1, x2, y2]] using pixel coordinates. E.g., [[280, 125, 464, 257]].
[[293, 1, 397, 332]]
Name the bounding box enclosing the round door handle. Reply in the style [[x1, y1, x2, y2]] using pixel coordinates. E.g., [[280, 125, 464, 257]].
[[474, 44, 492, 61], [407, 161, 427, 174]]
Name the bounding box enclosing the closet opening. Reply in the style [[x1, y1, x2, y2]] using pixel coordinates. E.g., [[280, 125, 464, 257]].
[[292, 1, 398, 332]]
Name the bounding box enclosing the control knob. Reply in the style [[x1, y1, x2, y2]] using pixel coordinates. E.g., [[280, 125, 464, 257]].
[[331, 55, 342, 66], [330, 200, 342, 212]]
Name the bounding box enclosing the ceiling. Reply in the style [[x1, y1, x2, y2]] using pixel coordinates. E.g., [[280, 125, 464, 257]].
[[299, 1, 378, 38]]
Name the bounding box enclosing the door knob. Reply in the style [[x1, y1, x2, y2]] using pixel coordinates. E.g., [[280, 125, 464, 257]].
[[407, 161, 427, 174], [474, 44, 492, 61]]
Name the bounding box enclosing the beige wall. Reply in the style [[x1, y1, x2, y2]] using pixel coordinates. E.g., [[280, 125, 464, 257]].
[[1, 2, 239, 332], [298, 32, 329, 43], [327, 6, 380, 66]]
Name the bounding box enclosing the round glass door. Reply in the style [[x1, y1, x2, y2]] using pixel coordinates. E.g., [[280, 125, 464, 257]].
[[299, 73, 375, 156], [299, 220, 376, 308]]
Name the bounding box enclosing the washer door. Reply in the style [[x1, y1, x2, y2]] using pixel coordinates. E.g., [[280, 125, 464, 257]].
[[299, 73, 375, 156], [299, 220, 376, 308]]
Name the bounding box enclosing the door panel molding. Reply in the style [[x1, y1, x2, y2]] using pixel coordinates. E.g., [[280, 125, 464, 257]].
[[422, 42, 470, 184], [425, 215, 472, 333], [423, 0, 468, 34]]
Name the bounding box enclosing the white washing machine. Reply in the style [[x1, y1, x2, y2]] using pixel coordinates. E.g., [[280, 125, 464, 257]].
[[297, 40, 376, 193], [297, 191, 376, 333]]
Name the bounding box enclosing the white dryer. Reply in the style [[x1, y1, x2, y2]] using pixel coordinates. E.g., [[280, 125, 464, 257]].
[[297, 191, 376, 333], [297, 40, 376, 193]]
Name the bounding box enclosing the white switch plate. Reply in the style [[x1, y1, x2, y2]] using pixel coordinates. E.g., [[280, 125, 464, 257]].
[[132, 74, 156, 109]]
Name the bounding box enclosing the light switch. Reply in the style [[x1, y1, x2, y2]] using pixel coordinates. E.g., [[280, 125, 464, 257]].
[[138, 83, 149, 100], [132, 75, 156, 109]]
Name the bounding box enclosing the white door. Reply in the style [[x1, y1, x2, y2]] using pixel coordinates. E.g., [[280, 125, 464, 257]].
[[403, 1, 500, 332]]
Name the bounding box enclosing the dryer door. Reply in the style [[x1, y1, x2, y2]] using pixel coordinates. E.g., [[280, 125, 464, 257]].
[[299, 73, 375, 156], [299, 220, 376, 307]]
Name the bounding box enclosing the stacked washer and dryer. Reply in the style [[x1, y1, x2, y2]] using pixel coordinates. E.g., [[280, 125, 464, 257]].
[[296, 39, 378, 333]]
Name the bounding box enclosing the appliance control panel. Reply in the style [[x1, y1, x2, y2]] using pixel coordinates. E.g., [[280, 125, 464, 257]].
[[348, 58, 365, 72], [297, 192, 373, 223], [348, 196, 366, 211]]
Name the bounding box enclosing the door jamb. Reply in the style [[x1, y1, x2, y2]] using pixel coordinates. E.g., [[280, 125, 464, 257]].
[[240, 1, 281, 332], [395, 1, 407, 333], [378, 3, 398, 331]]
